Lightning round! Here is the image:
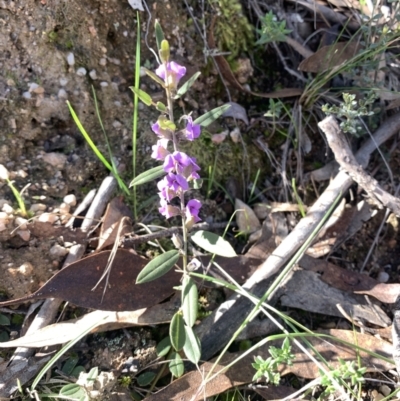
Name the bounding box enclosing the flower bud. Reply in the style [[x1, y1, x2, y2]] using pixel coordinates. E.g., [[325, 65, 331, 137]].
[[159, 40, 170, 63], [0, 164, 10, 181]]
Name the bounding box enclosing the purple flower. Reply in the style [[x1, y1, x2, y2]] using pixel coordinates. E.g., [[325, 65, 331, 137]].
[[156, 61, 186, 90], [185, 199, 201, 223], [151, 122, 172, 140], [157, 172, 189, 201], [163, 152, 200, 181], [151, 139, 170, 161], [184, 116, 201, 141], [159, 199, 180, 219]]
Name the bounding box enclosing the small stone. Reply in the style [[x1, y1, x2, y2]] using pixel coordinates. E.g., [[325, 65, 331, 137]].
[[0, 164, 10, 180], [377, 271, 389, 283], [50, 243, 69, 258], [28, 82, 39, 92], [59, 77, 68, 86], [32, 86, 45, 94], [99, 58, 107, 66], [17, 230, 30, 242], [89, 69, 97, 80], [16, 169, 28, 178], [15, 217, 28, 230], [22, 91, 31, 99], [59, 202, 70, 215], [100, 81, 108, 87], [29, 203, 47, 213], [67, 52, 75, 66], [76, 67, 87, 77], [371, 390, 384, 401], [58, 89, 68, 99], [18, 262, 34, 275], [63, 194, 77, 207], [230, 127, 241, 143], [379, 385, 391, 397], [42, 152, 67, 169], [112, 120, 122, 129], [2, 203, 14, 214], [0, 221, 7, 232], [38, 213, 58, 224]]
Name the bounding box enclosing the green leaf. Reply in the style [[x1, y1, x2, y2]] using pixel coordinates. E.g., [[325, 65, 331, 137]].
[[181, 276, 198, 328], [183, 326, 201, 365], [191, 230, 237, 257], [0, 314, 10, 326], [59, 383, 86, 399], [129, 165, 165, 187], [170, 311, 186, 351], [155, 21, 165, 51], [193, 104, 231, 127], [169, 352, 184, 377], [130, 87, 153, 106], [136, 250, 179, 284], [156, 337, 172, 357], [158, 116, 176, 131], [136, 371, 156, 386], [156, 101, 167, 112], [62, 356, 78, 375], [142, 67, 166, 88], [174, 72, 201, 99]]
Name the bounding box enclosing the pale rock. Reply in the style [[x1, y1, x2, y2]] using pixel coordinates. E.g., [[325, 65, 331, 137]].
[[67, 52, 75, 66], [230, 127, 241, 143], [89, 69, 97, 80], [29, 203, 47, 213], [0, 221, 7, 232], [99, 58, 107, 66], [28, 82, 39, 92], [76, 67, 87, 77], [63, 194, 77, 207], [17, 230, 30, 242], [15, 216, 28, 230], [377, 271, 389, 283], [42, 152, 67, 169], [17, 262, 34, 275], [38, 213, 58, 224], [59, 77, 68, 86], [22, 91, 31, 99], [16, 169, 28, 178], [50, 243, 69, 258], [2, 203, 14, 214], [59, 202, 70, 215], [100, 81, 108, 87], [58, 89, 68, 99]]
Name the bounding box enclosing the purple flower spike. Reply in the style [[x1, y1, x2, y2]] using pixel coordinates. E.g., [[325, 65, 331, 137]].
[[151, 122, 172, 140], [156, 61, 186, 90], [163, 152, 200, 180], [186, 199, 201, 223], [151, 139, 170, 161], [157, 172, 189, 201], [184, 116, 201, 141]]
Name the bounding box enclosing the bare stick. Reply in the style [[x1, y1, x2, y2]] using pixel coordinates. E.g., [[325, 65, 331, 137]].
[[319, 115, 400, 216]]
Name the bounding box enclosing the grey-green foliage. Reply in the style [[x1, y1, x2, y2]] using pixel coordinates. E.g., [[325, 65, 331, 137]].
[[322, 92, 378, 136], [256, 11, 292, 45], [252, 337, 295, 384], [319, 358, 366, 399]]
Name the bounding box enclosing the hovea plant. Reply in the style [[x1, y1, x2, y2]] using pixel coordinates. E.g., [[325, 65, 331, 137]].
[[130, 22, 236, 375]]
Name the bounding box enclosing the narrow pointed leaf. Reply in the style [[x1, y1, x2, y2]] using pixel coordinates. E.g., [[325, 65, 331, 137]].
[[193, 104, 231, 127], [136, 250, 179, 284], [191, 230, 237, 257], [170, 311, 186, 351], [182, 276, 198, 328], [130, 87, 153, 106], [155, 21, 165, 51], [129, 165, 165, 187], [183, 326, 201, 364], [169, 352, 184, 377], [142, 67, 166, 88], [174, 72, 201, 99], [156, 337, 172, 357]]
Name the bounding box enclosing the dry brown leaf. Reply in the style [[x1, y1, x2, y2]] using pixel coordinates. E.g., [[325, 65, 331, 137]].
[[281, 269, 390, 327], [0, 300, 178, 348], [299, 41, 361, 73], [97, 197, 133, 251], [235, 198, 261, 234]]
